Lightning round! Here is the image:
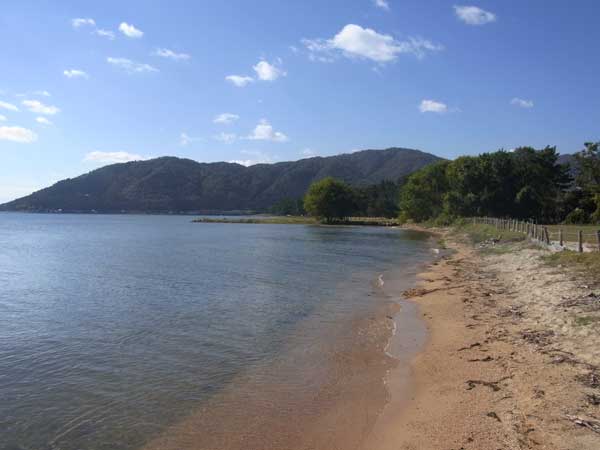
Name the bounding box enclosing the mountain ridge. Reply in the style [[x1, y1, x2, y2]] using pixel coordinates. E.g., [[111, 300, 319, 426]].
[[0, 147, 442, 213]]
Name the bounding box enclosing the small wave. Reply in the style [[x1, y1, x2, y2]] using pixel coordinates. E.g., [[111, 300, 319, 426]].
[[377, 274, 384, 287], [432, 248, 440, 254]]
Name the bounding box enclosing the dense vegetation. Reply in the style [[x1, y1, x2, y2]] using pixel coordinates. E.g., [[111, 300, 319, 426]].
[[0, 148, 439, 213], [398, 144, 600, 225]]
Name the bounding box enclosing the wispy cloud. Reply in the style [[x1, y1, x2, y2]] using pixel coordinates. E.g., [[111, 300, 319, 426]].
[[454, 5, 496, 25], [179, 132, 203, 146], [302, 24, 442, 63], [22, 100, 60, 115], [419, 99, 448, 113], [511, 97, 534, 108], [0, 100, 19, 112], [225, 75, 254, 87], [247, 119, 288, 142], [36, 117, 53, 125], [63, 69, 89, 79], [107, 57, 158, 73], [0, 126, 38, 143], [94, 29, 115, 39], [302, 148, 317, 157], [253, 59, 286, 81], [373, 0, 390, 10], [33, 90, 51, 97], [119, 22, 144, 38], [154, 48, 191, 61], [213, 113, 239, 124], [71, 18, 96, 28], [84, 151, 146, 163], [0, 115, 6, 122]]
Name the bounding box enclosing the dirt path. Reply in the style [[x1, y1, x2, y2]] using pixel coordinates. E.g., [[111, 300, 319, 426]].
[[366, 234, 600, 449]]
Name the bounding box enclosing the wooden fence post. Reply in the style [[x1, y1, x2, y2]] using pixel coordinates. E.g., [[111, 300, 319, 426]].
[[544, 227, 550, 245], [559, 229, 563, 247], [596, 230, 600, 252], [579, 230, 583, 253]]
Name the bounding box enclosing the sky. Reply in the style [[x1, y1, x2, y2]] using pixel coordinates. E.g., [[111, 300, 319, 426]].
[[1, 0, 600, 202]]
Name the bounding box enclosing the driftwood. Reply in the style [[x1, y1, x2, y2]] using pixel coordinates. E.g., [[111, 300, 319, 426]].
[[402, 284, 468, 298], [565, 415, 600, 434]]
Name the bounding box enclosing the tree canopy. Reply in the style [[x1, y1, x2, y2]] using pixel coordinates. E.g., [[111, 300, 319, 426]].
[[398, 146, 579, 224], [303, 177, 357, 223]]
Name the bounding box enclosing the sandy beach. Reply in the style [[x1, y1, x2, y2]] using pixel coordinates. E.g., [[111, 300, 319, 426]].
[[366, 230, 600, 450]]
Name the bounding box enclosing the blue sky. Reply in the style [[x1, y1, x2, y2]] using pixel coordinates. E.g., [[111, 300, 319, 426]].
[[1, 0, 599, 202]]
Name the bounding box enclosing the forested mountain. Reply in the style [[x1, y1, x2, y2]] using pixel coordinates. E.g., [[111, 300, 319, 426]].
[[0, 148, 440, 213]]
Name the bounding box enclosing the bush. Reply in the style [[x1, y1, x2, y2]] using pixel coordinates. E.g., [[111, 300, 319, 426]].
[[564, 208, 589, 224]]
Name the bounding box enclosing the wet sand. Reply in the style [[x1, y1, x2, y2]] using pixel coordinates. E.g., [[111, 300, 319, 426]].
[[142, 268, 429, 450]]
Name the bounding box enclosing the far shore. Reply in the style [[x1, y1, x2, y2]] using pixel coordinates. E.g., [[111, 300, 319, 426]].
[[192, 215, 403, 226]]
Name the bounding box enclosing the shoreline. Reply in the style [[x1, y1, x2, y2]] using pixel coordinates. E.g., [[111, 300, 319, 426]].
[[365, 229, 600, 449], [140, 237, 433, 450]]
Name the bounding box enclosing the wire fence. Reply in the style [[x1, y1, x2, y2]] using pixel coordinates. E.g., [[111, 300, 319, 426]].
[[472, 217, 600, 253]]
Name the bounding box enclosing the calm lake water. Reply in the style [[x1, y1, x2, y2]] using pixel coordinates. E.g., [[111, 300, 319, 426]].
[[0, 213, 432, 450]]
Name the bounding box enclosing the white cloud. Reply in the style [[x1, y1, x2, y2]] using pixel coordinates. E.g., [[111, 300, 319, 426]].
[[94, 29, 115, 39], [247, 119, 288, 142], [374, 0, 390, 10], [0, 115, 6, 121], [225, 75, 254, 87], [36, 117, 52, 125], [213, 113, 240, 124], [63, 69, 89, 79], [72, 18, 96, 28], [22, 100, 60, 115], [213, 132, 237, 144], [119, 22, 144, 38], [84, 151, 145, 163], [0, 126, 38, 143], [511, 97, 534, 108], [419, 99, 448, 113], [230, 150, 276, 166], [154, 48, 191, 61], [107, 57, 158, 73], [454, 5, 496, 25], [302, 24, 442, 63], [0, 100, 19, 112], [302, 148, 317, 157], [33, 90, 51, 97], [253, 59, 286, 81]]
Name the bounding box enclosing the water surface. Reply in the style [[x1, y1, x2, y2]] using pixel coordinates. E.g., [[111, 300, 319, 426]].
[[0, 213, 432, 450]]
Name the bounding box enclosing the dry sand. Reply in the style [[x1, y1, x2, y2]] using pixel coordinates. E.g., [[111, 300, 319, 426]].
[[366, 233, 600, 449]]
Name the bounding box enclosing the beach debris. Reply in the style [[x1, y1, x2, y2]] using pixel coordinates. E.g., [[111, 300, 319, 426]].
[[402, 284, 468, 298], [468, 356, 494, 362], [565, 414, 600, 434], [558, 292, 600, 312], [576, 371, 600, 389], [521, 329, 555, 347], [466, 376, 511, 392], [587, 394, 600, 406], [486, 411, 502, 422], [457, 342, 481, 352]]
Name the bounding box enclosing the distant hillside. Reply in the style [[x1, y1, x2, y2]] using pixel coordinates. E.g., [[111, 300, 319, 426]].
[[0, 148, 441, 213]]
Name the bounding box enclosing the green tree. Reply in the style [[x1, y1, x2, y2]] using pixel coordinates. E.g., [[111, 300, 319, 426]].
[[398, 161, 450, 222], [303, 177, 356, 223]]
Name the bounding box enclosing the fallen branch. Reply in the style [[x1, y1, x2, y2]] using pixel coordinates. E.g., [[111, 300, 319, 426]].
[[565, 415, 600, 434]]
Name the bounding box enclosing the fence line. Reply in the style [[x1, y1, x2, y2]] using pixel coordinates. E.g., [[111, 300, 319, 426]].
[[472, 217, 600, 253]]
